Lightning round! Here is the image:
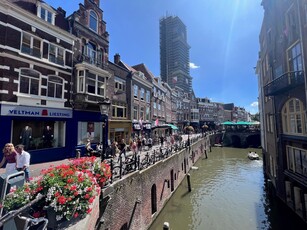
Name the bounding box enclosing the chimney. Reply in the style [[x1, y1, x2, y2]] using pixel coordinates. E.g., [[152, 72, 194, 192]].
[[114, 53, 121, 64], [57, 7, 66, 17], [91, 0, 100, 6]]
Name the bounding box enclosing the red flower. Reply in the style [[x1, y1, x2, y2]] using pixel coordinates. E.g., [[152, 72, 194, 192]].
[[89, 197, 94, 204], [84, 194, 90, 199], [87, 208, 92, 214], [55, 192, 60, 197], [70, 185, 77, 191], [57, 196, 66, 205], [74, 212, 79, 218]]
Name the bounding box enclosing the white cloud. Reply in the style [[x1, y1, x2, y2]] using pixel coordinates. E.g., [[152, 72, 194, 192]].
[[189, 62, 200, 69], [250, 101, 258, 107]]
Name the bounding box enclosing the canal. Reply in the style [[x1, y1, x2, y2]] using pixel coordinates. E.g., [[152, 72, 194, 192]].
[[149, 146, 306, 230]]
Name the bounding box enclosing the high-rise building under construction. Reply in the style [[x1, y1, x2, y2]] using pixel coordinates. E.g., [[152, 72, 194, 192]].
[[159, 15, 192, 92]]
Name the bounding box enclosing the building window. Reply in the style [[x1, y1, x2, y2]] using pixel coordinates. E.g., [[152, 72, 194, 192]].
[[133, 106, 138, 120], [115, 77, 126, 92], [47, 76, 64, 99], [39, 6, 54, 24], [286, 146, 307, 177], [140, 88, 145, 100], [134, 85, 138, 98], [49, 44, 64, 65], [146, 90, 150, 103], [78, 70, 85, 92], [89, 11, 98, 32], [21, 33, 42, 58], [282, 98, 306, 135], [146, 107, 150, 121], [77, 70, 106, 98], [112, 102, 127, 118], [19, 69, 40, 96], [140, 107, 144, 120], [86, 72, 105, 97], [287, 42, 302, 72], [286, 7, 299, 42]]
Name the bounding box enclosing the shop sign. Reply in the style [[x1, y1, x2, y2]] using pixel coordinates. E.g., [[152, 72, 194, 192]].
[[1, 105, 72, 118]]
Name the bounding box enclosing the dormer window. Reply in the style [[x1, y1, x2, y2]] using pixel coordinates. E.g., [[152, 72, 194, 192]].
[[89, 11, 98, 32], [37, 3, 55, 25]]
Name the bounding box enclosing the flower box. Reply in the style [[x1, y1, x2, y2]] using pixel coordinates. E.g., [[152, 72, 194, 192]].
[[1, 157, 110, 229]]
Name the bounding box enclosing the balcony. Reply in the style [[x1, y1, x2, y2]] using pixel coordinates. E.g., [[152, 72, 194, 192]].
[[78, 54, 105, 68], [264, 71, 305, 96]]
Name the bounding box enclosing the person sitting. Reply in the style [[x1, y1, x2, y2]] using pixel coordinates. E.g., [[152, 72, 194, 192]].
[[85, 139, 94, 156]]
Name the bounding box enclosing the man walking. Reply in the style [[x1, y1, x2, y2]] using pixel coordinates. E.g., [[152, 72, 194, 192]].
[[16, 144, 31, 182]]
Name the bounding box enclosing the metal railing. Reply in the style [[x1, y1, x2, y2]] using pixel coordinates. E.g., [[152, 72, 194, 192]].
[[264, 71, 305, 96], [104, 135, 203, 184]]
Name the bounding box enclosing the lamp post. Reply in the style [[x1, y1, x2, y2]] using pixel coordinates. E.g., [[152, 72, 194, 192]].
[[98, 98, 111, 161]]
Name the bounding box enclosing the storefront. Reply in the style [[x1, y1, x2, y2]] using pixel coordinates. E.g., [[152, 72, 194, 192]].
[[109, 120, 131, 144], [0, 104, 73, 164]]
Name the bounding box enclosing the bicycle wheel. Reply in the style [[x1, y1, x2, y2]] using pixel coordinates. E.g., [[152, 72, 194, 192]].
[[112, 166, 122, 179]]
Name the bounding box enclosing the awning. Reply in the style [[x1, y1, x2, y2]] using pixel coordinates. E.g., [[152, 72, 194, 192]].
[[221, 121, 235, 125], [167, 124, 179, 130]]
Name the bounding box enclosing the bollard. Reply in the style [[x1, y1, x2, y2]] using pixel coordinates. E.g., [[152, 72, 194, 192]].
[[187, 173, 192, 192], [163, 222, 170, 230]]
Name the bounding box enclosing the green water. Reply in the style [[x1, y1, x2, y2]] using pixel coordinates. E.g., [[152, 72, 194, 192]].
[[148, 147, 306, 230]]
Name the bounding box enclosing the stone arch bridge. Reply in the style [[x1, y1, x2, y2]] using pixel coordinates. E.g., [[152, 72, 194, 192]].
[[211, 131, 261, 148]]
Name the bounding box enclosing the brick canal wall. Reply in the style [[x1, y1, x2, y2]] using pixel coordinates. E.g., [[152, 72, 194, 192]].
[[100, 136, 211, 230]]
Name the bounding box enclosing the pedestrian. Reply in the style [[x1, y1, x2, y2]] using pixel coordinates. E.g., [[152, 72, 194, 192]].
[[131, 140, 137, 154], [160, 135, 164, 146], [119, 139, 127, 158], [142, 136, 147, 150], [111, 141, 119, 158], [147, 136, 153, 149], [137, 138, 142, 153], [0, 143, 18, 174], [15, 144, 31, 182]]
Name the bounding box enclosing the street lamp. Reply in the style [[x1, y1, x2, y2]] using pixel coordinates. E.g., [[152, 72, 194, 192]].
[[98, 98, 111, 160]]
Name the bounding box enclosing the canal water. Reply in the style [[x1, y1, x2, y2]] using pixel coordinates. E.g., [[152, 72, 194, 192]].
[[149, 147, 306, 230]]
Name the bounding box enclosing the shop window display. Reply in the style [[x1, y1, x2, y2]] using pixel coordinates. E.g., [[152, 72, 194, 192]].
[[77, 122, 101, 145], [12, 121, 65, 150]]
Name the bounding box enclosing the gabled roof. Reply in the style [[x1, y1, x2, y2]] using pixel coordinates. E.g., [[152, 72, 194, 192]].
[[118, 60, 137, 72], [132, 63, 155, 81]]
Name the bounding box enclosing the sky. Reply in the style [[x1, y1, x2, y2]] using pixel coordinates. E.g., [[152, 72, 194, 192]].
[[46, 0, 263, 114]]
